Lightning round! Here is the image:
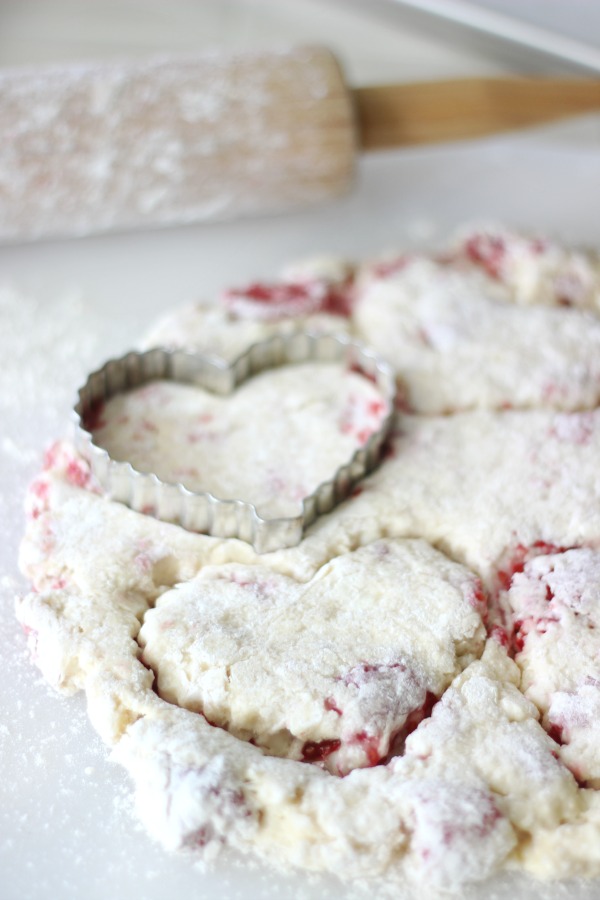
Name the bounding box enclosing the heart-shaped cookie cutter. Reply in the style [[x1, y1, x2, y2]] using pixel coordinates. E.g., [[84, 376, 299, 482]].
[[73, 331, 396, 553]]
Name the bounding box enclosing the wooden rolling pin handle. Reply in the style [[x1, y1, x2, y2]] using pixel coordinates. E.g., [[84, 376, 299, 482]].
[[354, 77, 600, 149]]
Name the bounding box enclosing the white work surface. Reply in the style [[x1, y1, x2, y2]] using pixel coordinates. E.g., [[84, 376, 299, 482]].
[[1, 3, 600, 899]]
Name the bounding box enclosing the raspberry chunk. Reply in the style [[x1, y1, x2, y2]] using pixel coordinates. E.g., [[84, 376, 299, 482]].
[[222, 278, 352, 321]]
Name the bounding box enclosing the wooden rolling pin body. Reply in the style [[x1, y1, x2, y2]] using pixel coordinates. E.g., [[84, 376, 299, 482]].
[[0, 48, 355, 240], [1, 46, 600, 241]]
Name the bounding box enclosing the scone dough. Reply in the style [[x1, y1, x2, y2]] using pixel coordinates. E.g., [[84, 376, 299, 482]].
[[91, 362, 387, 518], [139, 539, 486, 774], [448, 222, 600, 310], [353, 255, 600, 413], [141, 255, 353, 359], [17, 227, 600, 894], [504, 548, 600, 786]]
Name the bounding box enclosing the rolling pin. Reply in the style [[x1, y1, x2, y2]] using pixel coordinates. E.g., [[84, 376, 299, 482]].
[[1, 45, 599, 241]]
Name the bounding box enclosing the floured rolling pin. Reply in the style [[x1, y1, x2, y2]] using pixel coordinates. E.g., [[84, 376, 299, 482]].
[[1, 45, 600, 241]]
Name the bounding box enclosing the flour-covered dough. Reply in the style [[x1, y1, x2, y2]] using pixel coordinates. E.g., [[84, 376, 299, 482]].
[[141, 256, 353, 359], [504, 548, 600, 786], [17, 226, 600, 894], [353, 255, 600, 413], [139, 540, 486, 775], [92, 363, 387, 518], [448, 222, 600, 310]]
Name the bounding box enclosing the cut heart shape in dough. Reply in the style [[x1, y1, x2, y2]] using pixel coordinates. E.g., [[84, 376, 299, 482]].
[[139, 538, 487, 775], [74, 334, 395, 551]]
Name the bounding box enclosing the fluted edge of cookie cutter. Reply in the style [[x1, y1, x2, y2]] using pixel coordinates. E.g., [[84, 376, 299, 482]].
[[72, 330, 396, 554]]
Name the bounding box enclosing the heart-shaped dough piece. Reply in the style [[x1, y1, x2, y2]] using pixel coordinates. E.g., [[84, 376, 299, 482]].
[[139, 538, 487, 775], [91, 361, 387, 520]]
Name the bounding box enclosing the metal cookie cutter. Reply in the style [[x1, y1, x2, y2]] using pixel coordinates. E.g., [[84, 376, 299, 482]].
[[73, 331, 396, 553]]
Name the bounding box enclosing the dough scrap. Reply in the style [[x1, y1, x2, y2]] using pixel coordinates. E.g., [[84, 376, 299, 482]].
[[504, 548, 600, 786]]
